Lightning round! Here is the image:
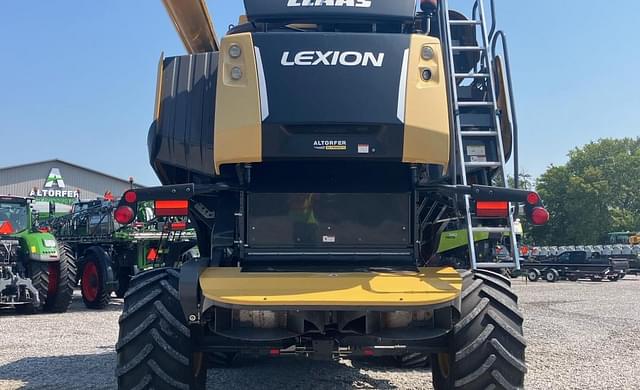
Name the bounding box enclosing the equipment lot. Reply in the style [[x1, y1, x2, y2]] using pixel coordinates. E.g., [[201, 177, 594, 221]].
[[1, 278, 639, 390]]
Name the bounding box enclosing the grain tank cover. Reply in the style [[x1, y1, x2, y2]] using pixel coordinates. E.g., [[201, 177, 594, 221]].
[[243, 0, 417, 23]]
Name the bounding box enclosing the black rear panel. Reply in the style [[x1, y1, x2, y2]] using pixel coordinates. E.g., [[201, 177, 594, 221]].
[[244, 0, 417, 23], [253, 32, 409, 161], [247, 192, 411, 248], [254, 32, 408, 125], [148, 52, 219, 183]]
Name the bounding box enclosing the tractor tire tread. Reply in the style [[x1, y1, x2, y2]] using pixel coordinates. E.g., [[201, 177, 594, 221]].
[[432, 270, 526, 390]]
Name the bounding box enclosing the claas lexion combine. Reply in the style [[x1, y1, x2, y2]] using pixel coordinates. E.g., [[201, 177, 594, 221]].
[[115, 0, 549, 388]]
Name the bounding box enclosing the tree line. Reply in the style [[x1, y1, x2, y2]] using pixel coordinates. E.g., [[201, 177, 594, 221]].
[[525, 138, 640, 245]]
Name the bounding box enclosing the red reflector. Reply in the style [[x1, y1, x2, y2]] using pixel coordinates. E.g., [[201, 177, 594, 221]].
[[155, 200, 189, 217], [476, 201, 509, 218], [362, 348, 375, 357], [147, 248, 158, 262], [269, 349, 280, 357], [124, 191, 137, 204], [114, 206, 135, 224], [38, 227, 51, 233], [170, 221, 187, 231], [526, 192, 540, 206], [0, 221, 14, 234], [531, 207, 550, 226]]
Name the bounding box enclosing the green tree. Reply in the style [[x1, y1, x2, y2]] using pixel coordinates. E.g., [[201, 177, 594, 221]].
[[531, 138, 640, 245]]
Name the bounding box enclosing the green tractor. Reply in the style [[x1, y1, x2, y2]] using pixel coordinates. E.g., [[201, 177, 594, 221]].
[[0, 196, 76, 313]]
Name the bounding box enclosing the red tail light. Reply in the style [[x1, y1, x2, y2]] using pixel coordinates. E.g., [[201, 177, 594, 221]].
[[0, 221, 14, 234], [155, 200, 189, 217], [526, 192, 540, 206], [476, 201, 509, 218], [169, 221, 187, 231], [114, 205, 135, 224], [530, 207, 550, 226], [123, 191, 137, 204], [269, 349, 280, 357], [38, 227, 51, 233]]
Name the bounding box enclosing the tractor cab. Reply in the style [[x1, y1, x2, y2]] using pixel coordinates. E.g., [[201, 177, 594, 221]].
[[0, 196, 31, 234]]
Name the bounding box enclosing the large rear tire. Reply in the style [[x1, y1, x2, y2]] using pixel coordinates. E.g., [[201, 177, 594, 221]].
[[431, 269, 526, 389], [29, 244, 77, 313], [116, 268, 206, 390]]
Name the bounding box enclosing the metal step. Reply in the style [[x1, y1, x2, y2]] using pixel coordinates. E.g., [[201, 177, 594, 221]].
[[449, 20, 482, 26], [451, 46, 486, 52], [455, 72, 490, 78], [461, 131, 498, 137], [465, 161, 501, 168], [476, 262, 516, 269], [458, 101, 494, 107], [472, 227, 511, 234]]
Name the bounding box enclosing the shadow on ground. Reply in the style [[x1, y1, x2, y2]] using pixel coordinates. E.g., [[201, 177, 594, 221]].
[[0, 353, 420, 390], [0, 352, 116, 390]]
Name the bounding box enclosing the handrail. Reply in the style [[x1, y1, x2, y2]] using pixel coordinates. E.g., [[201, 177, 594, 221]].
[[491, 30, 520, 188]]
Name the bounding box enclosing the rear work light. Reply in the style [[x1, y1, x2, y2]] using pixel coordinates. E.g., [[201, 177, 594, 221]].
[[530, 207, 550, 226], [155, 200, 189, 217], [420, 0, 438, 11], [476, 201, 510, 218], [114, 205, 135, 225]]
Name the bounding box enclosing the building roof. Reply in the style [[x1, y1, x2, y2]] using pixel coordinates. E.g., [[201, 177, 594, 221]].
[[0, 159, 145, 187]]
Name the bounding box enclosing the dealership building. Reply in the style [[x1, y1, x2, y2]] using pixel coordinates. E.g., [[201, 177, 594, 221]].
[[0, 159, 143, 214]]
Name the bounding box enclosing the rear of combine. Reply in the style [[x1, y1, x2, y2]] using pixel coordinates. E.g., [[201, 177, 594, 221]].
[[115, 0, 548, 388]]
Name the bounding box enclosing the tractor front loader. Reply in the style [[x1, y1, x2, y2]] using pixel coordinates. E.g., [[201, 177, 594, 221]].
[[115, 0, 549, 389]]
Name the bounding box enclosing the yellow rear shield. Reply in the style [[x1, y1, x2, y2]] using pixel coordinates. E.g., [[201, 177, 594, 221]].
[[199, 267, 462, 309]]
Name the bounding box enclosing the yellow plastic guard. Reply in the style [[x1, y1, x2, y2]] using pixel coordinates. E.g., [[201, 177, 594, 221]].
[[199, 267, 462, 309]]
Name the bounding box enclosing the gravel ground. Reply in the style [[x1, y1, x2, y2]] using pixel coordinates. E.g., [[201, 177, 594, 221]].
[[1, 277, 639, 389]]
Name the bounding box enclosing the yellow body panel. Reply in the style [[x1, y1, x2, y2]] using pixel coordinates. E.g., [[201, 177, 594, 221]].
[[199, 267, 462, 308], [402, 35, 450, 168], [214, 33, 263, 174]]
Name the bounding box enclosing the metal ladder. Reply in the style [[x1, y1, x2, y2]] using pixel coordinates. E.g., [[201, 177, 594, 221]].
[[441, 0, 521, 270]]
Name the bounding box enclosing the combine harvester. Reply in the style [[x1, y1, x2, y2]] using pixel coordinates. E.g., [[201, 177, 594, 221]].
[[114, 0, 549, 388]]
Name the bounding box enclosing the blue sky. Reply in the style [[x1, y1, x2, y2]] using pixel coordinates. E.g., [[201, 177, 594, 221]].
[[0, 0, 638, 186]]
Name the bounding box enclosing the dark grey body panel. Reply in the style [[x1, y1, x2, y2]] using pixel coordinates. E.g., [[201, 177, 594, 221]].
[[148, 52, 219, 182], [244, 0, 417, 23], [247, 192, 411, 248]]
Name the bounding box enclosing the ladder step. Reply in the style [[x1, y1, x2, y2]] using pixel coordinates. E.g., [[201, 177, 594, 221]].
[[452, 46, 485, 52], [476, 262, 517, 269], [472, 227, 511, 234], [458, 101, 494, 107], [461, 131, 498, 137], [455, 72, 490, 78], [449, 20, 482, 26], [465, 161, 502, 168]]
